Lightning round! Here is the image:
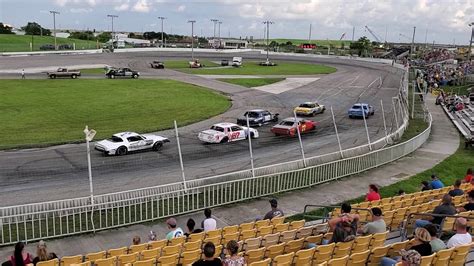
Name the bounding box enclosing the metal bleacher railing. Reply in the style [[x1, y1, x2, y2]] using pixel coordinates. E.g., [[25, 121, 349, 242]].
[[0, 62, 430, 246]]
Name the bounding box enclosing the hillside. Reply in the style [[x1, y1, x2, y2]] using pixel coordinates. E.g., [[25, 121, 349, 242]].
[[0, 34, 100, 52]]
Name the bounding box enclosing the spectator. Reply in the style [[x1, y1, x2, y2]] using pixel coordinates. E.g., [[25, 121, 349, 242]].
[[381, 228, 431, 266], [328, 203, 360, 232], [185, 218, 203, 237], [398, 189, 406, 196], [447, 218, 472, 248], [430, 174, 444, 189], [9, 242, 32, 266], [464, 168, 473, 183], [132, 236, 141, 245], [192, 242, 221, 266], [421, 181, 432, 191], [424, 224, 447, 252], [222, 240, 245, 266], [201, 208, 217, 232], [359, 207, 386, 235], [21, 69, 25, 80], [458, 190, 474, 212], [148, 231, 157, 241], [448, 180, 464, 197], [399, 250, 422, 266], [32, 241, 57, 266], [365, 184, 381, 202], [415, 194, 456, 228], [165, 218, 184, 240], [263, 199, 284, 220]]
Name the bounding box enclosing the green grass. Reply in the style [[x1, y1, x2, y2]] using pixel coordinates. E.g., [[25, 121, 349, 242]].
[[254, 39, 352, 48], [165, 60, 220, 69], [0, 34, 100, 52], [217, 78, 285, 88], [79, 68, 107, 74], [176, 61, 336, 75], [0, 79, 231, 148]]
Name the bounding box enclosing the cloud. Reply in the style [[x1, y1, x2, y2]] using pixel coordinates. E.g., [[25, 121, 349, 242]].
[[176, 5, 186, 12], [69, 8, 93, 13], [54, 0, 97, 7], [132, 0, 151, 13], [115, 3, 129, 11]]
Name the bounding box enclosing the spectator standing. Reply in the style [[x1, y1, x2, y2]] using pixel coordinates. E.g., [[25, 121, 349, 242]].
[[365, 184, 381, 202], [21, 69, 25, 79], [448, 180, 464, 197], [32, 241, 57, 266], [192, 242, 221, 266], [184, 218, 203, 237], [9, 242, 32, 266], [263, 199, 284, 220], [201, 208, 217, 232], [430, 174, 444, 189], [464, 168, 473, 183], [458, 190, 474, 212], [165, 218, 184, 240], [424, 224, 447, 252], [447, 218, 472, 248], [222, 240, 245, 266], [132, 236, 141, 245], [415, 194, 456, 228], [421, 181, 432, 191], [359, 207, 386, 235]]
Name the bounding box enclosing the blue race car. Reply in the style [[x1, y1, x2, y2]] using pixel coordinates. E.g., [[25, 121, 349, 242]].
[[348, 103, 375, 118]]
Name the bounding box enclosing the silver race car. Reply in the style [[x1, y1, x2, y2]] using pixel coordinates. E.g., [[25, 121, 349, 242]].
[[95, 132, 169, 155]]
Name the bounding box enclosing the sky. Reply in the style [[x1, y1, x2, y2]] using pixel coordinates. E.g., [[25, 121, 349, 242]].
[[0, 0, 473, 45]]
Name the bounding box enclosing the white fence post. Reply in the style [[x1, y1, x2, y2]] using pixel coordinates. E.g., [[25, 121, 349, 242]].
[[411, 81, 416, 119], [380, 100, 389, 143], [362, 105, 372, 150], [174, 120, 187, 192], [392, 97, 399, 129], [330, 106, 343, 158], [246, 114, 256, 178], [293, 111, 306, 167]]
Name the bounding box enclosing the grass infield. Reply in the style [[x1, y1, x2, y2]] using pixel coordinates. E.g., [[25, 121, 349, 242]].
[[217, 78, 285, 88], [0, 34, 100, 52], [0, 79, 230, 148]]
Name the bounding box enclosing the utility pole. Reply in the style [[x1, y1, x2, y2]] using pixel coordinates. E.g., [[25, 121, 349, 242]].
[[107, 14, 118, 45], [411, 26, 416, 57], [263, 20, 274, 62], [424, 28, 428, 48], [188, 20, 196, 60], [210, 19, 218, 39], [218, 21, 222, 49], [352, 26, 355, 41], [49, 11, 60, 50], [308, 23, 312, 43], [468, 24, 473, 61], [158, 16, 166, 47]]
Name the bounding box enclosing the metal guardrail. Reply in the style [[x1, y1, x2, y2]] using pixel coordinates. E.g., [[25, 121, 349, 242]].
[[0, 61, 422, 245]]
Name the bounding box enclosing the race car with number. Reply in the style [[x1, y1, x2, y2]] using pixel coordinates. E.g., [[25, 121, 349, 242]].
[[198, 122, 259, 144], [236, 109, 279, 127], [271, 117, 318, 137], [294, 102, 326, 116], [94, 132, 169, 156]]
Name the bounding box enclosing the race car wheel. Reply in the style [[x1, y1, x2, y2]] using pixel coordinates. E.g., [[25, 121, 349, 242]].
[[132, 74, 138, 79], [71, 74, 77, 79], [152, 142, 163, 151], [258, 122, 263, 127], [50, 75, 56, 79], [116, 146, 128, 156], [110, 74, 115, 79], [245, 132, 255, 139], [220, 137, 229, 143]]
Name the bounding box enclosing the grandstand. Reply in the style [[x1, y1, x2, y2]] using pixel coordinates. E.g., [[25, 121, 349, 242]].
[[4, 185, 472, 266]]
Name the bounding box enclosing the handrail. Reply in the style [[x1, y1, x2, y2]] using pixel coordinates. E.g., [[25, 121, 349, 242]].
[[303, 204, 371, 223]]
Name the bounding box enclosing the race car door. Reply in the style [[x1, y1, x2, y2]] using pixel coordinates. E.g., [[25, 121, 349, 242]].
[[127, 136, 146, 151], [229, 125, 245, 142]]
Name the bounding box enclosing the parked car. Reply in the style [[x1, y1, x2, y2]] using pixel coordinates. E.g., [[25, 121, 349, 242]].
[[348, 103, 375, 118], [259, 60, 277, 66], [232, 57, 243, 67], [294, 102, 326, 116], [95, 132, 169, 156], [271, 117, 318, 137], [58, 44, 73, 50], [189, 59, 203, 68], [198, 122, 259, 144], [150, 61, 165, 69], [236, 109, 279, 127], [106, 68, 140, 79], [221, 59, 229, 66], [46, 68, 81, 79], [40, 44, 55, 50]]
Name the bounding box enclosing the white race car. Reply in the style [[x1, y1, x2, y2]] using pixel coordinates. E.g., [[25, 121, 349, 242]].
[[198, 122, 259, 144], [94, 132, 169, 155]]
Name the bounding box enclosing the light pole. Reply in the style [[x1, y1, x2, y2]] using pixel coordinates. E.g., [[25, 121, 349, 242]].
[[107, 14, 118, 46], [468, 22, 474, 62], [210, 19, 218, 39], [83, 126, 96, 206], [49, 11, 60, 50], [218, 21, 222, 48], [411, 26, 416, 58], [188, 20, 196, 60], [263, 20, 274, 62], [158, 16, 166, 47]]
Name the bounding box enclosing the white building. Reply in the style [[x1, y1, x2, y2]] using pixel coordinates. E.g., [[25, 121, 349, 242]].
[[208, 38, 248, 49]]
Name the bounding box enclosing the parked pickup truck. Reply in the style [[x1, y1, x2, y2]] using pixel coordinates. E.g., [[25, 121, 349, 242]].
[[47, 68, 81, 79]]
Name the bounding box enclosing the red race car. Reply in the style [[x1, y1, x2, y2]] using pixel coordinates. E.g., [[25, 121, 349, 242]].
[[271, 117, 318, 136]]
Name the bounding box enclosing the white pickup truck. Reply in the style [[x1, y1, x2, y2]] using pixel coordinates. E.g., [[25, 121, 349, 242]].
[[232, 57, 242, 67]]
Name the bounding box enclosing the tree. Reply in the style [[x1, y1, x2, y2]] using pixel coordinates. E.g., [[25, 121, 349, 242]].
[[69, 31, 95, 40], [96, 32, 111, 43], [269, 40, 279, 47], [0, 23, 13, 34], [349, 36, 372, 56], [285, 41, 293, 46], [22, 22, 51, 36]]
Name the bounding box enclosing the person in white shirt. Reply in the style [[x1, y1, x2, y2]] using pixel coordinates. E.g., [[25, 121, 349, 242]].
[[447, 217, 472, 248], [202, 208, 217, 232]]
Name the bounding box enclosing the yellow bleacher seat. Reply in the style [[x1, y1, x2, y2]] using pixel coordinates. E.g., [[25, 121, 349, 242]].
[[304, 234, 323, 246], [147, 239, 167, 250], [162, 244, 181, 256], [432, 247, 454, 266], [239, 222, 255, 232], [293, 247, 315, 266], [95, 257, 116, 266], [312, 243, 335, 265], [182, 240, 202, 252], [273, 252, 294, 266], [187, 232, 205, 242], [255, 219, 270, 229], [222, 232, 240, 245], [295, 226, 313, 239], [140, 248, 161, 261], [240, 229, 257, 241], [333, 240, 354, 259], [69, 262, 90, 266], [168, 236, 186, 246], [212, 245, 223, 258], [245, 247, 266, 264], [283, 238, 304, 254], [280, 229, 297, 243], [274, 223, 290, 233], [117, 252, 138, 266], [243, 236, 262, 251], [261, 233, 280, 247], [387, 240, 409, 257], [222, 225, 239, 235], [289, 220, 305, 230], [351, 234, 371, 253], [108, 247, 128, 257], [264, 243, 285, 259], [257, 225, 274, 237], [347, 250, 370, 266], [327, 255, 349, 266], [205, 228, 222, 238], [271, 216, 286, 226], [449, 243, 471, 266], [203, 235, 222, 246], [420, 253, 435, 266], [60, 255, 83, 266], [36, 259, 59, 266], [129, 243, 148, 254], [179, 249, 201, 265], [367, 245, 390, 266], [132, 258, 154, 266], [248, 258, 271, 266], [84, 251, 106, 263], [369, 231, 388, 249], [157, 253, 179, 266]]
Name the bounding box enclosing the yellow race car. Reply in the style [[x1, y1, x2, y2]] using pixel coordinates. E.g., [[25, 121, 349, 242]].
[[294, 102, 326, 116]]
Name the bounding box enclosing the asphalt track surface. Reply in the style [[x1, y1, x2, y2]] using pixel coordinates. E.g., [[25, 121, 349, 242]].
[[0, 51, 404, 206]]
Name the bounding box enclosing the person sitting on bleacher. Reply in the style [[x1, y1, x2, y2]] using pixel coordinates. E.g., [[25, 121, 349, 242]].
[[463, 168, 473, 183], [457, 190, 474, 212], [365, 184, 381, 202], [192, 242, 222, 266], [328, 203, 359, 244], [424, 224, 447, 252], [399, 250, 422, 266], [448, 180, 464, 197], [201, 208, 217, 232], [420, 181, 432, 191], [185, 218, 203, 237], [430, 174, 445, 189], [415, 194, 456, 228], [380, 228, 432, 266], [165, 218, 184, 240], [447, 217, 472, 248], [358, 207, 386, 235], [263, 199, 284, 220]]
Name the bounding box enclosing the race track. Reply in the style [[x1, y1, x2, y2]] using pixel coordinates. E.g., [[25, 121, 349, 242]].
[[0, 51, 404, 206]]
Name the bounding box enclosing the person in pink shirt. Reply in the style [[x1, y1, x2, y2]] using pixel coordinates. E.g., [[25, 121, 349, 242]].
[[365, 184, 381, 202]]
